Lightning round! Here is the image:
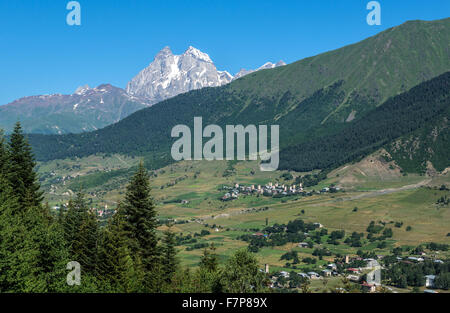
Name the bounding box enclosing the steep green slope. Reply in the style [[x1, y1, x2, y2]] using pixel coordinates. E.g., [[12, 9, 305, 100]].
[[0, 84, 149, 134], [231, 18, 450, 121], [278, 71, 450, 172], [387, 113, 449, 173], [27, 18, 450, 174]]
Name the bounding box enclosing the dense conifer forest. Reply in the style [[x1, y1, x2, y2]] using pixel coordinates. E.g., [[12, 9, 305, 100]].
[[0, 124, 268, 292], [28, 72, 450, 176]]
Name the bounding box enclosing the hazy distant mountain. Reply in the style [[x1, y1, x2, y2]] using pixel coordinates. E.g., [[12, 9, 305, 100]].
[[126, 46, 234, 104], [0, 45, 285, 134], [0, 84, 150, 134], [233, 60, 286, 80]]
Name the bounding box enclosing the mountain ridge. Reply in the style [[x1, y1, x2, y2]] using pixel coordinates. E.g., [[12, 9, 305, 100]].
[[0, 46, 285, 134], [0, 84, 151, 134], [27, 18, 450, 173]]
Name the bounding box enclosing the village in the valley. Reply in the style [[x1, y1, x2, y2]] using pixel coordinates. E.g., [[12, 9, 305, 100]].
[[261, 240, 444, 293], [220, 181, 341, 201]]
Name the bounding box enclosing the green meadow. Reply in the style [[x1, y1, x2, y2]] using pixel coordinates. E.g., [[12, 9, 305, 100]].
[[37, 153, 450, 271]]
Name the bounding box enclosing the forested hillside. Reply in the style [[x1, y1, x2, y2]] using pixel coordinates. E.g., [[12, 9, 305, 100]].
[[279, 71, 450, 172], [0, 126, 268, 292], [387, 114, 449, 173]]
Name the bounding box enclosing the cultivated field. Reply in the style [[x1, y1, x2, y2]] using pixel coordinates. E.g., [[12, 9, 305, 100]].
[[37, 152, 450, 273]]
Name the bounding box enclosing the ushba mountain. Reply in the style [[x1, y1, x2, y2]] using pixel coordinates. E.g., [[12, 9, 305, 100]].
[[126, 45, 285, 102], [126, 46, 234, 103], [0, 46, 286, 134]]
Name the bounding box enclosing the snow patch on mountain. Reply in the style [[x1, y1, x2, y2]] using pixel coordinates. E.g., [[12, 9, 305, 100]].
[[126, 46, 233, 104], [233, 60, 286, 81]]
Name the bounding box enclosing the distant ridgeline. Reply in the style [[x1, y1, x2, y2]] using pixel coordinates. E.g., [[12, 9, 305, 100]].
[[279, 71, 450, 173], [27, 19, 450, 174], [28, 72, 450, 175]]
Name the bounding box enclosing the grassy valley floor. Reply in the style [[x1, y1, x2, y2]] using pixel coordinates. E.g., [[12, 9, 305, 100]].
[[37, 152, 450, 292]]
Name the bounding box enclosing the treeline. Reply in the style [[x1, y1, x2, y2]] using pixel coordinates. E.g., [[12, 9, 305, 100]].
[[279, 71, 450, 172], [27, 71, 449, 176], [239, 219, 320, 252], [383, 260, 450, 290], [0, 123, 268, 293]]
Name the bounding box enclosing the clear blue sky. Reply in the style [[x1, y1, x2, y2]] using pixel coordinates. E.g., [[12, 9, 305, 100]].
[[0, 0, 448, 105]]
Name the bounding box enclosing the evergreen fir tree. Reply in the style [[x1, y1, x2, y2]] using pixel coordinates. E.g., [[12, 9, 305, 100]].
[[97, 207, 144, 292], [194, 244, 222, 293], [29, 210, 69, 292], [0, 128, 69, 292], [162, 226, 178, 284], [63, 191, 99, 276], [199, 244, 219, 272], [7, 122, 43, 207], [0, 175, 45, 292], [0, 129, 8, 175], [221, 249, 267, 293], [121, 162, 160, 270], [75, 210, 99, 274]]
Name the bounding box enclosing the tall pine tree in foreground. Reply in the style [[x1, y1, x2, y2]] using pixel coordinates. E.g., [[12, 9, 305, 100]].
[[0, 129, 8, 175], [97, 206, 144, 292], [63, 191, 99, 276], [121, 162, 161, 290], [161, 226, 178, 285], [193, 244, 222, 293], [221, 249, 268, 293], [200, 244, 219, 272], [7, 122, 43, 208], [0, 136, 68, 292]]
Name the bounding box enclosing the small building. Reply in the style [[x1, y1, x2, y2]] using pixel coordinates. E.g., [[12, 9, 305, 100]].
[[298, 273, 308, 278], [279, 271, 289, 278], [364, 258, 380, 269], [327, 263, 337, 270], [298, 242, 309, 248], [307, 272, 320, 279], [347, 268, 360, 274], [347, 275, 360, 282], [425, 275, 436, 288], [361, 282, 376, 293], [321, 269, 332, 277]]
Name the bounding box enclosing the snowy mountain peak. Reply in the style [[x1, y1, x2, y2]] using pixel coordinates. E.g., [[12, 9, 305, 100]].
[[183, 46, 213, 63], [156, 46, 173, 58], [126, 46, 231, 103], [233, 60, 286, 81], [126, 46, 287, 104], [74, 84, 90, 95]]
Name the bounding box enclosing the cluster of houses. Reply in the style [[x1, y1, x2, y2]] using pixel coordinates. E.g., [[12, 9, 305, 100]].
[[222, 182, 340, 201], [268, 256, 383, 292], [221, 182, 305, 201], [51, 204, 116, 220], [268, 252, 446, 292], [221, 182, 340, 201]]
